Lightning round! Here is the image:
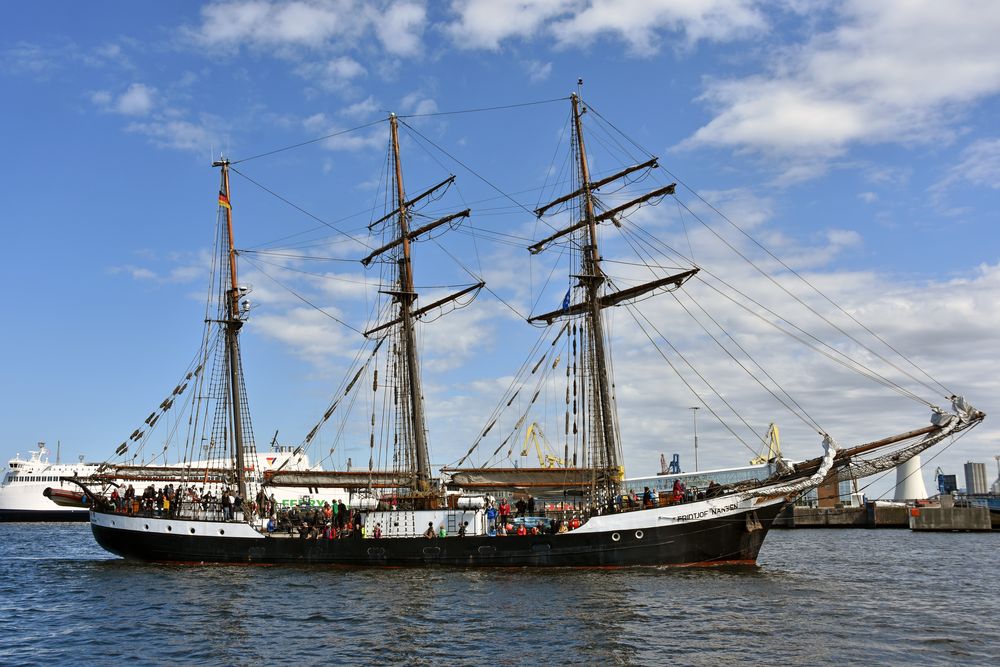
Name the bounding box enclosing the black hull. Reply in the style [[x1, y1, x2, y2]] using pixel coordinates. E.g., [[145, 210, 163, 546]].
[[0, 509, 90, 522], [91, 503, 787, 567]]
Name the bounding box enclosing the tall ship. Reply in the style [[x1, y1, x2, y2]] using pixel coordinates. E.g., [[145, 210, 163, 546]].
[[79, 91, 984, 565]]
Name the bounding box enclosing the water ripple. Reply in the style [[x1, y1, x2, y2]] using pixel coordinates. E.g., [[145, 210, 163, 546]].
[[0, 524, 997, 665]]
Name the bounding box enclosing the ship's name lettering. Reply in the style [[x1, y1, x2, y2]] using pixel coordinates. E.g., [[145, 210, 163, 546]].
[[675, 503, 740, 522], [710, 503, 739, 515]]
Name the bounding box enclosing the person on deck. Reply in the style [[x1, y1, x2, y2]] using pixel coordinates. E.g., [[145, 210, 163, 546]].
[[499, 498, 511, 522], [643, 487, 655, 509], [438, 524, 447, 538], [516, 523, 527, 536], [424, 522, 436, 539], [486, 504, 498, 534], [336, 500, 348, 530], [515, 498, 527, 517], [671, 479, 684, 504], [373, 522, 382, 539], [458, 521, 468, 537], [256, 489, 268, 519]]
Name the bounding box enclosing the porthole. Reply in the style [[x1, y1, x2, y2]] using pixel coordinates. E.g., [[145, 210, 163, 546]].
[[144, 524, 149, 530], [166, 525, 172, 532], [190, 527, 196, 534], [611, 532, 621, 542], [635, 530, 644, 539], [219, 529, 225, 535]]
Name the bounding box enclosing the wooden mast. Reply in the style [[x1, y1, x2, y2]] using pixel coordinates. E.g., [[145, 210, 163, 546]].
[[389, 114, 432, 493], [571, 93, 622, 498], [214, 158, 248, 501]]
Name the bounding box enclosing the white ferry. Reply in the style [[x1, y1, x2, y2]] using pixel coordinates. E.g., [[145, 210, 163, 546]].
[[1, 443, 348, 521], [0, 444, 97, 521]]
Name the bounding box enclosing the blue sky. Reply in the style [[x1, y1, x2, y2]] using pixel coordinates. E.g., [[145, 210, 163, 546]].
[[2, 1, 999, 497]]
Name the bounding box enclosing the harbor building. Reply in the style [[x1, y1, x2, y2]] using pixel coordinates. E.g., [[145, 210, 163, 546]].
[[964, 461, 988, 494]]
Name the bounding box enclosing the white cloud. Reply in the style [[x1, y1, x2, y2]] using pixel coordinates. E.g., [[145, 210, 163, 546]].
[[445, 0, 764, 52], [943, 138, 1000, 191], [116, 83, 155, 115], [125, 118, 214, 152], [684, 1, 1000, 169], [297, 56, 366, 92], [551, 0, 766, 53], [91, 83, 156, 116], [525, 60, 552, 83], [445, 0, 576, 50], [193, 0, 354, 48], [400, 91, 437, 115], [858, 191, 877, 204], [190, 0, 427, 57], [373, 1, 427, 56], [342, 95, 380, 119]]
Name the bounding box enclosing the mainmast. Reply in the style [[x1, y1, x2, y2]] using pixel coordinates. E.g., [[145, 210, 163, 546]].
[[527, 91, 697, 500], [389, 114, 432, 493], [570, 93, 621, 498], [213, 158, 248, 501]]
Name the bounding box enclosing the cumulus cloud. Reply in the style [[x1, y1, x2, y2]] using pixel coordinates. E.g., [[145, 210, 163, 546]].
[[445, 0, 577, 50], [684, 1, 1000, 173], [91, 83, 156, 116], [444, 0, 764, 52], [189, 0, 427, 56], [550, 0, 765, 53], [296, 56, 366, 92]]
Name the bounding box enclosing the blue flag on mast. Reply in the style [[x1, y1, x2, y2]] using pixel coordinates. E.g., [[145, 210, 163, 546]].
[[561, 288, 571, 312]]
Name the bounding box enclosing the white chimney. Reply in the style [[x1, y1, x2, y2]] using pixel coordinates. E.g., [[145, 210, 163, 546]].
[[893, 455, 928, 501]]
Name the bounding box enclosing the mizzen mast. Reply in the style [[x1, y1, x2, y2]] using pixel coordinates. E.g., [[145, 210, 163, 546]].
[[213, 158, 248, 500]]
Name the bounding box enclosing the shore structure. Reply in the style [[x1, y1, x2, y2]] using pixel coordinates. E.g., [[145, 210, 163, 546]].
[[74, 90, 984, 565]]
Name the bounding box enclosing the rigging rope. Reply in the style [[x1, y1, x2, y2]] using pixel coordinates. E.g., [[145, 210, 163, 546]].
[[230, 167, 372, 249], [241, 255, 363, 334]]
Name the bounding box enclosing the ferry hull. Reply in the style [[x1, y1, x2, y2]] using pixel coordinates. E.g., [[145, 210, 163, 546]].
[[0, 508, 89, 522], [90, 502, 786, 567]]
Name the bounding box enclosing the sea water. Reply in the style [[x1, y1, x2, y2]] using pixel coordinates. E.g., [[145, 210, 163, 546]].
[[0, 523, 996, 666]]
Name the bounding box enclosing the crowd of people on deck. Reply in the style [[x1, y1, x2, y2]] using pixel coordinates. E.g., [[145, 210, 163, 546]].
[[101, 476, 728, 538], [106, 483, 254, 520]]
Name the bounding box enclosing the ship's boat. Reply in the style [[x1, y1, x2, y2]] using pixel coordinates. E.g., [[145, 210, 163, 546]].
[[81, 89, 984, 565]]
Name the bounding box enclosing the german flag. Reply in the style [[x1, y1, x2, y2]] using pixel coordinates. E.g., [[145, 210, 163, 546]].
[[218, 190, 232, 209]]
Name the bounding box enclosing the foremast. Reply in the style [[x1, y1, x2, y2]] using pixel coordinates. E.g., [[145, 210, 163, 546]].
[[213, 158, 249, 501]]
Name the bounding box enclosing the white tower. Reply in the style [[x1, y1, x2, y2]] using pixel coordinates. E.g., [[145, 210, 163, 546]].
[[893, 454, 929, 501]]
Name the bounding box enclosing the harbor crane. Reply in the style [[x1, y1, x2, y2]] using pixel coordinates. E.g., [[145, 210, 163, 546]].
[[521, 422, 565, 468], [750, 423, 782, 465]]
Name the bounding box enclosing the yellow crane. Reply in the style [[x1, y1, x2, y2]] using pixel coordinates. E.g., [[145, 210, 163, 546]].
[[750, 423, 782, 465], [521, 422, 565, 468]]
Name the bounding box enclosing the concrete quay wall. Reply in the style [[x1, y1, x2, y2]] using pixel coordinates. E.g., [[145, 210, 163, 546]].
[[773, 505, 910, 529], [909, 505, 991, 531]]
